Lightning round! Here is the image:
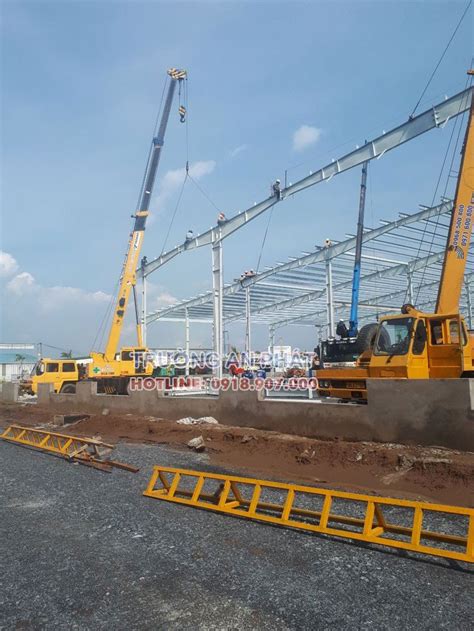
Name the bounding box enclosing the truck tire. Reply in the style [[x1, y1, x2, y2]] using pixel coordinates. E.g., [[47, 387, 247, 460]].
[[355, 323, 389, 353], [60, 383, 76, 394]]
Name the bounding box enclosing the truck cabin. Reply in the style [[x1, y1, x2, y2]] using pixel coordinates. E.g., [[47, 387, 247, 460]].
[[368, 311, 470, 379], [31, 359, 80, 394], [317, 311, 471, 401]]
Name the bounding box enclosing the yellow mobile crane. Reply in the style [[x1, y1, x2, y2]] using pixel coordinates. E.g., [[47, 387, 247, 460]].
[[317, 75, 474, 402], [30, 68, 187, 395]]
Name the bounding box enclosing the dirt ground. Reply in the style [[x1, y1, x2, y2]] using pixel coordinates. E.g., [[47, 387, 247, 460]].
[[1, 401, 473, 507]]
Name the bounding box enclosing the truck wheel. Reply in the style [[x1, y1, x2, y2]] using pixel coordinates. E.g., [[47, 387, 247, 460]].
[[60, 383, 76, 394], [356, 323, 389, 353]]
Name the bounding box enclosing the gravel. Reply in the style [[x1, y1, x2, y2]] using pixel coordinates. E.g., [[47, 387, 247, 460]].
[[0, 441, 472, 630]]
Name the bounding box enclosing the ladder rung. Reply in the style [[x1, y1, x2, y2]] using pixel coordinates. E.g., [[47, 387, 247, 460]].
[[143, 465, 474, 564]]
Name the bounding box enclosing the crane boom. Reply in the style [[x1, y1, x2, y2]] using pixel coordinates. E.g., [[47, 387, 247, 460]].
[[104, 68, 186, 360], [348, 161, 368, 337], [436, 91, 474, 314]]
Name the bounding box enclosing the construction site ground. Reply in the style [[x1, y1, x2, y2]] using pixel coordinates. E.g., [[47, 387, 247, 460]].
[[1, 401, 473, 507], [1, 401, 473, 629]]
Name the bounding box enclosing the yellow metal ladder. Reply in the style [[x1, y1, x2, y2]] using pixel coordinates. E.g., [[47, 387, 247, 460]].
[[144, 465, 474, 564], [0, 425, 138, 472]]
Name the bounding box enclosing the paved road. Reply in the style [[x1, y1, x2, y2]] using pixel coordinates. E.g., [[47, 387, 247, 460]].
[[0, 441, 472, 630]]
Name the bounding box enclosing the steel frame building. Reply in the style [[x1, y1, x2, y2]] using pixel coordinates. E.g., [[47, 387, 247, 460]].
[[146, 200, 474, 342], [140, 86, 473, 373]]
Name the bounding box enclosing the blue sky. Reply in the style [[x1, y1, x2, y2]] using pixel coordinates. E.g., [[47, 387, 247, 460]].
[[1, 0, 472, 354]]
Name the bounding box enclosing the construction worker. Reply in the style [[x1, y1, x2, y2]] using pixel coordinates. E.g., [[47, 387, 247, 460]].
[[185, 230, 194, 242], [272, 179, 281, 200], [217, 212, 227, 224], [336, 320, 348, 338]]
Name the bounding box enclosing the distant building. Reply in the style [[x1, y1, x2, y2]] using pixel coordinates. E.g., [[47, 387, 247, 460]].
[[0, 352, 37, 381]]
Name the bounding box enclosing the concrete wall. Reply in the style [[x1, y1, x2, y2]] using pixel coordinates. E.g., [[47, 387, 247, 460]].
[[36, 378, 474, 451], [0, 382, 19, 403], [367, 379, 474, 450]]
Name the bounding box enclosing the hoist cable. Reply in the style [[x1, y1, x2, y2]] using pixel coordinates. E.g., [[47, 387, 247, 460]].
[[409, 0, 472, 118], [256, 205, 275, 273], [90, 277, 121, 353], [412, 73, 473, 304], [414, 106, 469, 304], [185, 78, 190, 166], [187, 173, 222, 212], [160, 173, 189, 255]]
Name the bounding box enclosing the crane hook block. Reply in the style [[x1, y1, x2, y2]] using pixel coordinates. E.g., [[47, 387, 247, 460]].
[[168, 68, 187, 80], [179, 105, 186, 123]]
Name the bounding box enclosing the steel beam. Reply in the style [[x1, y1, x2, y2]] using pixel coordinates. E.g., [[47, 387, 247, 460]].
[[271, 272, 474, 328], [146, 201, 452, 324], [227, 250, 447, 321], [140, 88, 471, 278]]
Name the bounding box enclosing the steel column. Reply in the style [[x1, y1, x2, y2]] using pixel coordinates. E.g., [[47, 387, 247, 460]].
[[245, 286, 252, 359], [269, 324, 275, 355], [406, 267, 414, 305], [325, 259, 335, 337], [185, 307, 190, 376], [212, 240, 223, 378]]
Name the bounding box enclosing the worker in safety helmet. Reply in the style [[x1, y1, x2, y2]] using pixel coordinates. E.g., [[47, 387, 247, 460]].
[[272, 179, 282, 200], [185, 230, 194, 242], [217, 212, 227, 225]]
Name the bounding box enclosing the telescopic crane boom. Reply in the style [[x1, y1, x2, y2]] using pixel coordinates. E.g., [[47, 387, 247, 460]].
[[103, 68, 187, 361], [27, 67, 187, 396], [436, 74, 474, 315], [348, 160, 368, 337]]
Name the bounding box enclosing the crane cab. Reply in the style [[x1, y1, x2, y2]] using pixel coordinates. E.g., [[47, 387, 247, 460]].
[[369, 310, 472, 379], [317, 309, 474, 401]]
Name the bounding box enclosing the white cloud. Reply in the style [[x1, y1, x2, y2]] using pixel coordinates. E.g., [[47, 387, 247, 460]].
[[1, 250, 179, 351], [37, 286, 110, 313], [292, 125, 322, 152], [143, 279, 178, 309], [0, 251, 19, 277], [229, 144, 247, 158], [2, 251, 115, 350], [154, 160, 216, 213], [154, 291, 178, 308], [7, 271, 36, 295]]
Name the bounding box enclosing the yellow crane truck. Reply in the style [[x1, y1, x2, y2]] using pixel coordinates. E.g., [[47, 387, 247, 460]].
[[29, 68, 187, 395], [317, 75, 474, 402]]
